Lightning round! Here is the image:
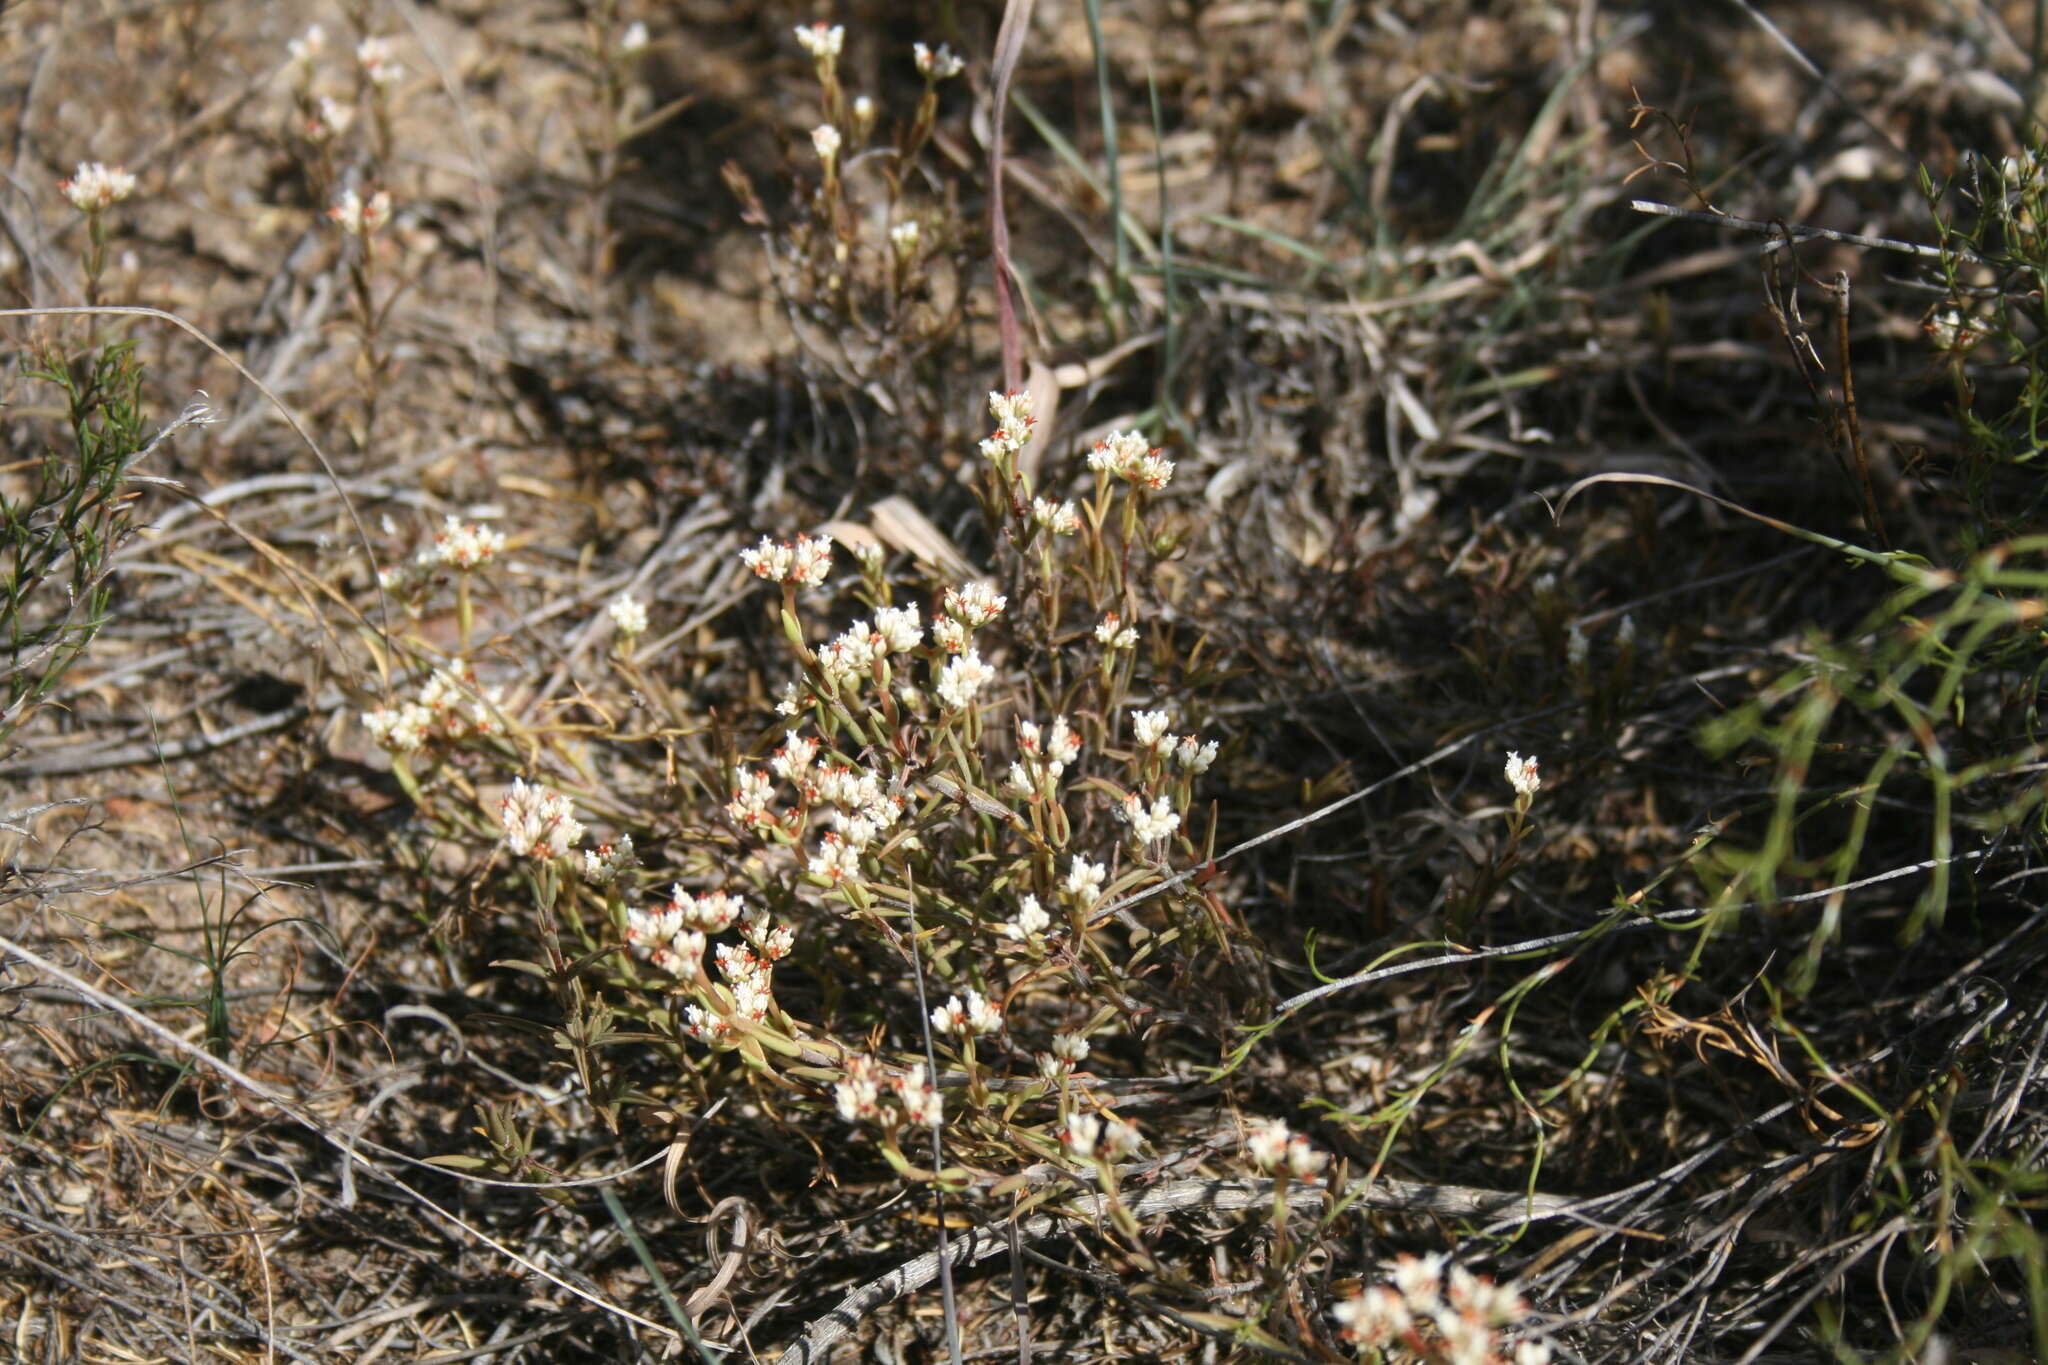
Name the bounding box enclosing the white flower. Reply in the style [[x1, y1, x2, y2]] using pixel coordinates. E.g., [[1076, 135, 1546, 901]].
[[608, 593, 648, 636], [820, 621, 881, 688], [672, 887, 744, 933], [836, 1054, 882, 1121], [808, 832, 862, 885], [867, 603, 921, 653], [775, 680, 804, 716], [935, 649, 994, 710], [889, 219, 920, 259], [429, 515, 500, 568], [1392, 1252, 1445, 1308], [1244, 1118, 1290, 1171], [892, 1063, 943, 1126], [355, 35, 400, 85], [329, 187, 395, 236], [770, 731, 820, 781], [1117, 792, 1180, 845], [794, 21, 845, 60], [1514, 1341, 1553, 1365], [913, 41, 963, 79], [740, 905, 796, 961], [1101, 1116, 1142, 1161], [1332, 1286, 1412, 1346], [59, 162, 136, 213], [1004, 894, 1050, 941], [739, 532, 833, 586], [1086, 429, 1174, 489], [943, 581, 1007, 626], [362, 702, 432, 753], [1285, 1134, 1327, 1180], [580, 834, 638, 886], [1616, 613, 1637, 648], [499, 778, 586, 860], [987, 390, 1035, 446], [931, 616, 968, 653], [1051, 1031, 1089, 1064], [1095, 613, 1137, 650], [1031, 497, 1080, 534], [1129, 709, 1171, 748], [307, 95, 352, 141], [726, 767, 776, 828], [1061, 1113, 1101, 1160], [618, 20, 650, 54], [932, 989, 1001, 1035], [287, 24, 325, 69], [1566, 623, 1588, 669], [810, 123, 841, 165], [1173, 734, 1218, 772], [1504, 750, 1541, 800], [1064, 856, 1106, 903]]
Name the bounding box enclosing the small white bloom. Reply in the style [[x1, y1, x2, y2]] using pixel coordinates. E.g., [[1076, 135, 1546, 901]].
[[608, 593, 648, 636], [739, 532, 834, 586], [874, 603, 924, 652], [1173, 734, 1218, 772], [1285, 1134, 1327, 1180], [770, 731, 819, 781], [808, 832, 862, 886], [1101, 1116, 1142, 1161], [726, 767, 776, 828], [1005, 894, 1051, 941], [329, 187, 395, 236], [1087, 429, 1173, 489], [362, 702, 433, 753], [1061, 1113, 1101, 1161], [1117, 791, 1180, 845], [1095, 613, 1137, 650], [1064, 856, 1106, 903], [1051, 1031, 1089, 1064], [1514, 1341, 1553, 1365], [794, 21, 845, 60], [889, 219, 921, 259], [942, 581, 1007, 626], [59, 162, 136, 213], [618, 20, 650, 54], [935, 649, 994, 710], [1244, 1117, 1290, 1171], [499, 778, 586, 860], [579, 834, 638, 886], [810, 123, 842, 165], [1566, 623, 1588, 669], [1031, 497, 1080, 534], [355, 35, 400, 85], [1129, 709, 1171, 749], [287, 24, 325, 70], [1392, 1252, 1445, 1308], [1504, 751, 1541, 799], [931, 616, 968, 653], [913, 41, 963, 79], [892, 1063, 943, 1126], [836, 1054, 882, 1121]]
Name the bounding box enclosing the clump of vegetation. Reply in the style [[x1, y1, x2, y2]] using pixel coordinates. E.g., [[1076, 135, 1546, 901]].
[[3, 5, 2046, 1365]]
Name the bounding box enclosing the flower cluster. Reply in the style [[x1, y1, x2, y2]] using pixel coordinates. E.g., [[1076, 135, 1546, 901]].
[[499, 779, 585, 860], [931, 989, 1003, 1036], [683, 940, 778, 1042], [794, 21, 844, 64], [432, 515, 502, 569], [1031, 496, 1080, 534], [1503, 751, 1540, 800], [60, 162, 136, 214], [1004, 894, 1052, 942], [609, 593, 648, 637], [362, 664, 503, 753], [1061, 1111, 1142, 1165], [1087, 429, 1175, 489], [580, 834, 638, 887], [1007, 715, 1082, 798], [329, 187, 394, 236], [979, 389, 1037, 463], [1096, 612, 1138, 650], [1244, 1117, 1328, 1180], [835, 1053, 943, 1127], [739, 532, 834, 587], [1116, 792, 1180, 846], [356, 35, 400, 86], [1330, 1254, 1550, 1365], [913, 41, 963, 81]]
